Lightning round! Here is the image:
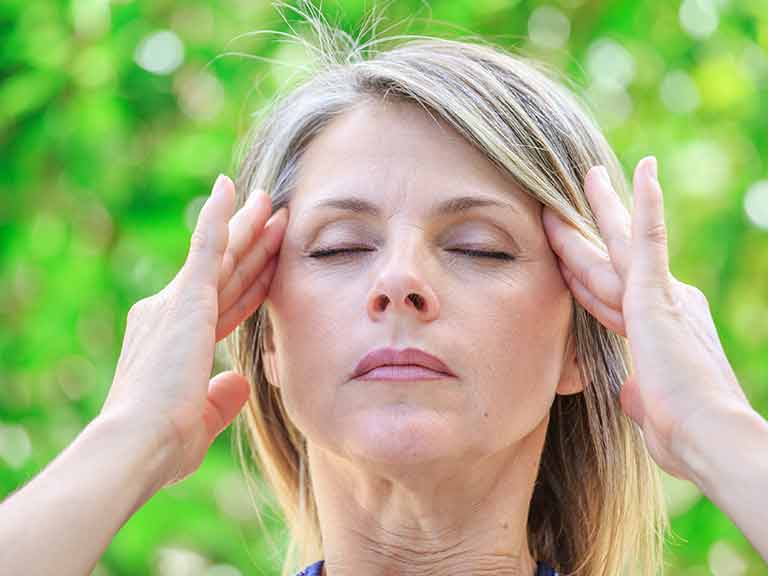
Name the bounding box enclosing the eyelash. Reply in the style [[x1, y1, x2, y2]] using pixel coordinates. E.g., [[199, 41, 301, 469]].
[[307, 247, 515, 261]]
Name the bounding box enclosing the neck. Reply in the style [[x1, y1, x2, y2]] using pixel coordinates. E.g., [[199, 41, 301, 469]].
[[307, 416, 548, 576]]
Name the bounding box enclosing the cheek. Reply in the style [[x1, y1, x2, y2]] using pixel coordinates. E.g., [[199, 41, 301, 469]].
[[268, 254, 343, 436], [267, 252, 355, 339], [468, 262, 571, 406], [265, 252, 354, 427]]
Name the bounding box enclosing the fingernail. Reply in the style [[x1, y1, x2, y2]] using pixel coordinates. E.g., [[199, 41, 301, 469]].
[[268, 206, 289, 224], [647, 156, 658, 182]]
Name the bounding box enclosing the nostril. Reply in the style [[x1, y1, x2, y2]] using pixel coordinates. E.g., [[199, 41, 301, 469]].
[[376, 294, 390, 311], [409, 293, 425, 309]]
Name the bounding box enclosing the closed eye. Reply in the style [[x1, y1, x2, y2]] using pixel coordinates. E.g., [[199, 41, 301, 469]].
[[307, 247, 514, 261], [307, 247, 374, 258], [447, 248, 515, 261]]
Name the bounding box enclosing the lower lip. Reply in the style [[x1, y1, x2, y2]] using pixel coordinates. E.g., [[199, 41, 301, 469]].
[[355, 365, 454, 381]]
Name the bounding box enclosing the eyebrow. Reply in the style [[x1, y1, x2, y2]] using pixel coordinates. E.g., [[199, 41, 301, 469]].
[[308, 194, 523, 218]]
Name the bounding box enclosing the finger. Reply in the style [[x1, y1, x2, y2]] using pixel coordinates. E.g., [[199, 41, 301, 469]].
[[204, 370, 251, 441], [218, 206, 288, 314], [180, 174, 236, 291], [216, 256, 278, 341], [560, 261, 626, 336], [219, 189, 273, 290], [619, 374, 645, 427], [631, 156, 670, 282], [584, 165, 632, 280], [543, 207, 624, 310]]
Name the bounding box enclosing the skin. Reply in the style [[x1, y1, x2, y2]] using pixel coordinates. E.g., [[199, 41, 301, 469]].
[[3, 94, 766, 576], [261, 99, 583, 575], [541, 159, 752, 480]]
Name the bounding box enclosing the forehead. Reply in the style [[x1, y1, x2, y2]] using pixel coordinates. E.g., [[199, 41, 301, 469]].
[[290, 99, 538, 219]]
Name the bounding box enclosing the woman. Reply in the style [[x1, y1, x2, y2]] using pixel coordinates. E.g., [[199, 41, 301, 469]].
[[1, 9, 766, 576]]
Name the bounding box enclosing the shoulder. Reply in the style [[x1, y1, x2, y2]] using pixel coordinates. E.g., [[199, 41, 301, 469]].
[[294, 559, 324, 576], [537, 560, 560, 575]]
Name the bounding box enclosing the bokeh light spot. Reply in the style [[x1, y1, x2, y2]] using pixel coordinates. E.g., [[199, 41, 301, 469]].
[[0, 424, 32, 469], [679, 0, 720, 40], [744, 180, 768, 230], [134, 30, 185, 76], [528, 6, 571, 50]]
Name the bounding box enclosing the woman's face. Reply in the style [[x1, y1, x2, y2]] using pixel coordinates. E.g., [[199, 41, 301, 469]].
[[263, 99, 581, 467]]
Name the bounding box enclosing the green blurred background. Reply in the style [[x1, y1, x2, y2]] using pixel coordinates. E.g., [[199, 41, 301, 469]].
[[1, 0, 767, 574]]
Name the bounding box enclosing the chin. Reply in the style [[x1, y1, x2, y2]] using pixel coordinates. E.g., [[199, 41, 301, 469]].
[[342, 405, 464, 467]]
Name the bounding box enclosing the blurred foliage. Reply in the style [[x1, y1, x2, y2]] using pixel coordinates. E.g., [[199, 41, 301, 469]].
[[1, 0, 767, 574]]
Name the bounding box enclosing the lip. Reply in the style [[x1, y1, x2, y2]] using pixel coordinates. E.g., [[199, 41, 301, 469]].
[[352, 347, 456, 380]]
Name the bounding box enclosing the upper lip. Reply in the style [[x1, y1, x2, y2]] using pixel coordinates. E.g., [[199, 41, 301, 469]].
[[352, 347, 455, 378]]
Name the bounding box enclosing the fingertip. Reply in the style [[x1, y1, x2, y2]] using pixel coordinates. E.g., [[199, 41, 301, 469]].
[[585, 164, 607, 187], [631, 155, 670, 279], [205, 175, 235, 223], [634, 156, 658, 189], [632, 158, 648, 212], [212, 174, 233, 198], [254, 188, 274, 209], [541, 205, 560, 229], [634, 156, 665, 209], [213, 173, 226, 193], [267, 205, 289, 227], [193, 174, 234, 251], [245, 188, 262, 207], [646, 156, 658, 182]]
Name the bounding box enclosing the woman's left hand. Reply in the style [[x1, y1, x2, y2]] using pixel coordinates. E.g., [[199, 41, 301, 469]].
[[542, 156, 753, 481]]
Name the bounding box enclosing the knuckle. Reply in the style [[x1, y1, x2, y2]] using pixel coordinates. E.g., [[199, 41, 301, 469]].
[[189, 227, 210, 254], [220, 252, 235, 283], [683, 283, 711, 314], [628, 274, 679, 314], [232, 265, 249, 296], [127, 297, 151, 322], [257, 239, 273, 262], [657, 280, 684, 317], [173, 287, 218, 322], [583, 263, 598, 292], [689, 284, 708, 305], [644, 222, 668, 246]]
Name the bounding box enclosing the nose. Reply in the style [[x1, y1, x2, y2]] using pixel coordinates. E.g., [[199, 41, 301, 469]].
[[366, 234, 440, 323]]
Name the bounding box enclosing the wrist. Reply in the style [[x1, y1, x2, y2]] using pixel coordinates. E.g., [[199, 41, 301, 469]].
[[678, 400, 768, 496], [90, 409, 178, 499]]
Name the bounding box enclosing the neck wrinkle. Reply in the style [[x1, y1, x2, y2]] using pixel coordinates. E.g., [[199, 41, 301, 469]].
[[307, 414, 549, 576]]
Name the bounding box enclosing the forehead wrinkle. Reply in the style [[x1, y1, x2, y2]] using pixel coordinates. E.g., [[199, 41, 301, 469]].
[[304, 192, 527, 222]]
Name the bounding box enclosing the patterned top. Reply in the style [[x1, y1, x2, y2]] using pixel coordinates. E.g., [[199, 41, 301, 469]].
[[295, 559, 559, 575]]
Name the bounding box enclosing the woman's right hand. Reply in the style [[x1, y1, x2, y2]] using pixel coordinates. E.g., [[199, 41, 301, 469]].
[[99, 174, 288, 490]]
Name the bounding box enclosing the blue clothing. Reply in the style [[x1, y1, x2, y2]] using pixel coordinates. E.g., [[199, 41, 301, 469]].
[[296, 559, 559, 575]]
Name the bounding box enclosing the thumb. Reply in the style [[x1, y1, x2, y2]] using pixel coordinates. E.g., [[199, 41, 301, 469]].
[[631, 156, 670, 284], [179, 174, 236, 291], [204, 370, 251, 441], [620, 374, 645, 427]]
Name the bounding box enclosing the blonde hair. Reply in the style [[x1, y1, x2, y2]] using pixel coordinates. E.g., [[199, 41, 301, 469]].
[[224, 3, 669, 575]]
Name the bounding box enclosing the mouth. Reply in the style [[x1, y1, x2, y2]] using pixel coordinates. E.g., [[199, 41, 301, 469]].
[[355, 364, 452, 381], [352, 347, 456, 381]]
